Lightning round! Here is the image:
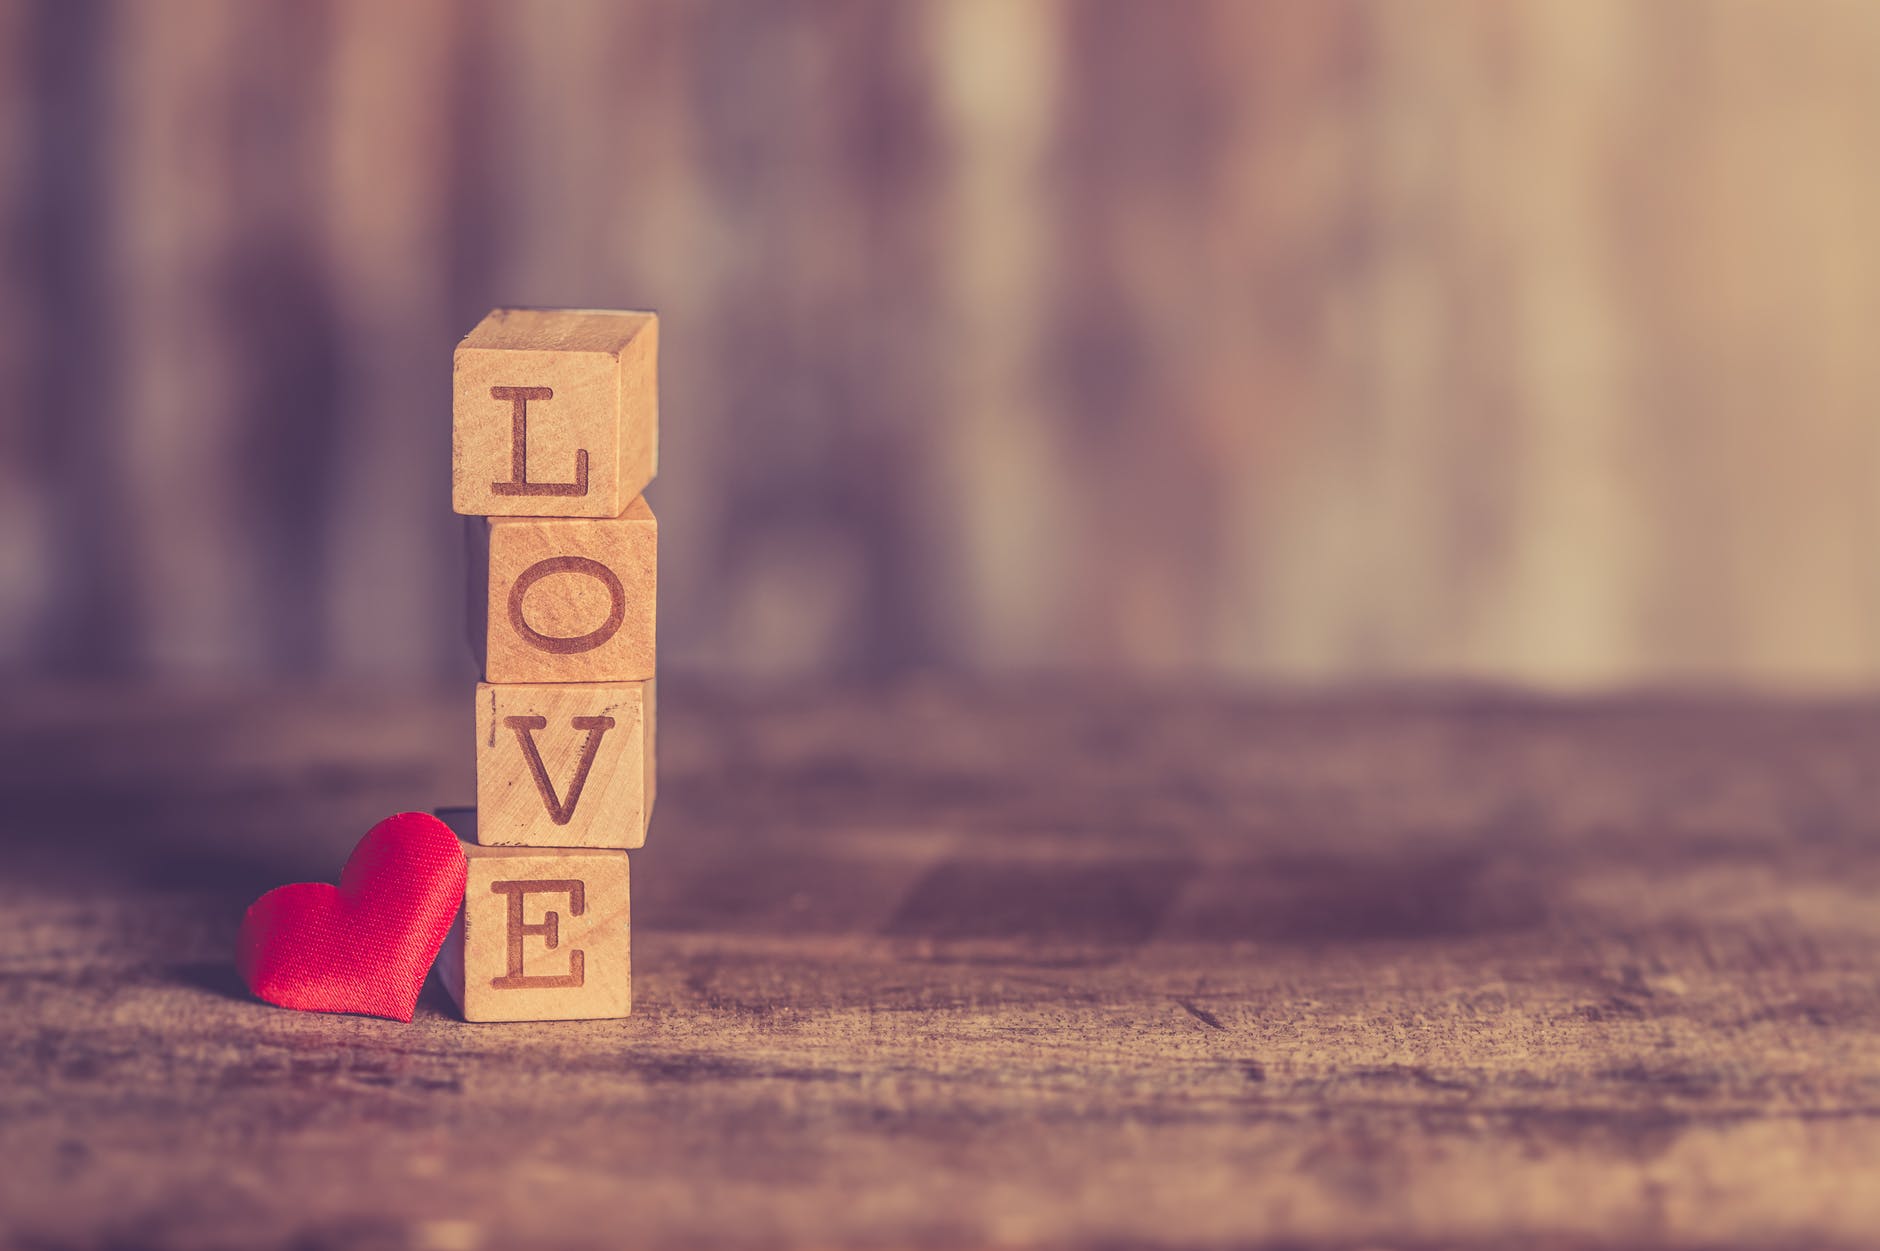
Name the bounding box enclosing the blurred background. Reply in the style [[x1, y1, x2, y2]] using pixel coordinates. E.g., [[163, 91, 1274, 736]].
[[1, 0, 1875, 690]]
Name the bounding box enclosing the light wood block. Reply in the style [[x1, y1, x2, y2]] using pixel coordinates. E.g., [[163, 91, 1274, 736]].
[[468, 496, 657, 683], [435, 838, 630, 1022], [452, 308, 657, 519], [474, 680, 655, 849]]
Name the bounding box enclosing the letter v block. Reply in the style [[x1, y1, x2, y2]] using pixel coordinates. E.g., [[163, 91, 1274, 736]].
[[452, 308, 657, 518], [467, 497, 656, 682], [474, 680, 655, 849]]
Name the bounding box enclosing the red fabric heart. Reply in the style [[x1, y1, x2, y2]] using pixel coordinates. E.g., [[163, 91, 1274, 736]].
[[237, 812, 468, 1022]]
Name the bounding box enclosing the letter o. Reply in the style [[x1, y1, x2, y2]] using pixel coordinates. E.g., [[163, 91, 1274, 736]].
[[507, 556, 626, 654]]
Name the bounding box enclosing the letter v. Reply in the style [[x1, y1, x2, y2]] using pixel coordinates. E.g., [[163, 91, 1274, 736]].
[[504, 714, 616, 825]]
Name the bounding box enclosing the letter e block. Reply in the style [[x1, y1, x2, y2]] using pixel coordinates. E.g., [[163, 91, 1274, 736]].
[[436, 843, 630, 1022], [474, 680, 655, 849], [453, 308, 657, 518], [469, 498, 656, 682]]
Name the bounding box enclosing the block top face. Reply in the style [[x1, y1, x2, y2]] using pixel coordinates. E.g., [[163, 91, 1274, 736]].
[[463, 840, 625, 864], [435, 809, 649, 857], [453, 308, 658, 519], [459, 307, 654, 355]]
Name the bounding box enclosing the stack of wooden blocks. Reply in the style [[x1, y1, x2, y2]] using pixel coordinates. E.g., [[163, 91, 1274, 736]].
[[434, 308, 658, 1022]]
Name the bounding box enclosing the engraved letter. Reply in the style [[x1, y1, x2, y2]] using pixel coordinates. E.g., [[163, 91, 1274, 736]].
[[507, 555, 626, 654], [489, 385, 588, 497], [489, 879, 586, 989], [505, 714, 616, 825]]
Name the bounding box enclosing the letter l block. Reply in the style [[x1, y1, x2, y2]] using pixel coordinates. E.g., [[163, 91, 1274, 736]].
[[452, 308, 658, 518]]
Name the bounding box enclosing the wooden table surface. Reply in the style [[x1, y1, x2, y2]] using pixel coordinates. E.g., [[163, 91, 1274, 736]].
[[5, 682, 1880, 1250]]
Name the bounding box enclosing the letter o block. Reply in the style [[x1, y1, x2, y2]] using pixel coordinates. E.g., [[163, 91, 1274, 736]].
[[452, 308, 657, 518], [471, 499, 656, 682]]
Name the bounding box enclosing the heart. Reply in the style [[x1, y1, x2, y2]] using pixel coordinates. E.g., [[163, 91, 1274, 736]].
[[237, 812, 468, 1022]]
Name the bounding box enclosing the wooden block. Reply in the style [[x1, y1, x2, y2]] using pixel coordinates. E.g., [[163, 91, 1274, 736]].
[[452, 308, 657, 519], [474, 679, 655, 849], [435, 839, 630, 1022], [470, 497, 657, 683]]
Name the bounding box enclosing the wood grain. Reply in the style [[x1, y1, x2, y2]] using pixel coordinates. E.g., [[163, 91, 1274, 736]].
[[473, 679, 654, 849], [472, 499, 657, 683], [4, 682, 1880, 1248], [452, 308, 658, 519]]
